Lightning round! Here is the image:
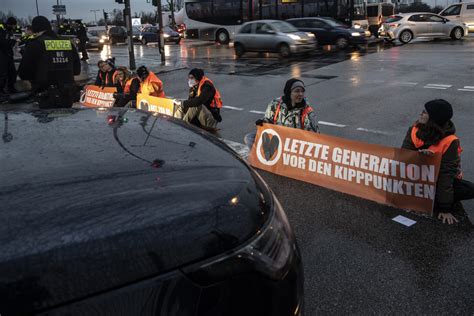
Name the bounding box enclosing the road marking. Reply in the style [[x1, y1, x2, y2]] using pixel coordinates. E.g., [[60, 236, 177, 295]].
[[458, 88, 474, 92], [221, 139, 249, 159], [222, 106, 244, 111], [249, 110, 266, 114], [318, 121, 346, 128], [424, 86, 447, 90], [464, 86, 474, 89], [425, 84, 452, 88], [356, 127, 392, 135], [397, 82, 418, 86]]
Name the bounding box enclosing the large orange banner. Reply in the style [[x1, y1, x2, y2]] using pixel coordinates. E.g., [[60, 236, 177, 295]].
[[80, 85, 117, 108], [248, 124, 442, 214], [136, 94, 175, 116]]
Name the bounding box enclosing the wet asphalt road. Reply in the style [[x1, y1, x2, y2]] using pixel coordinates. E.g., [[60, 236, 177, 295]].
[[87, 37, 474, 314]]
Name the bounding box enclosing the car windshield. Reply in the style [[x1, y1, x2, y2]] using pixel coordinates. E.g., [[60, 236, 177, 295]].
[[270, 21, 298, 33], [321, 18, 345, 27], [164, 26, 173, 32], [385, 15, 403, 23]]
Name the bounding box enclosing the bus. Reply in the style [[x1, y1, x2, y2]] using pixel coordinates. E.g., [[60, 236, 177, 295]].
[[182, 0, 369, 44]]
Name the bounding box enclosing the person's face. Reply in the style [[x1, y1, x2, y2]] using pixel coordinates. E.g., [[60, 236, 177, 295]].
[[419, 109, 430, 124], [103, 63, 112, 72], [117, 71, 125, 81], [188, 75, 198, 87], [290, 87, 305, 104], [98, 62, 106, 71]]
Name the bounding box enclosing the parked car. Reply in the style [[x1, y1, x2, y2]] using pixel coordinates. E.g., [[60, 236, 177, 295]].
[[107, 26, 127, 44], [439, 2, 474, 32], [234, 20, 316, 58], [378, 13, 468, 43], [0, 108, 304, 315], [140, 26, 181, 45], [287, 17, 366, 49]]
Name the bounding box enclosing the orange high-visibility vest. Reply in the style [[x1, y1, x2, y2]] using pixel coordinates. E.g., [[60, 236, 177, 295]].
[[140, 71, 165, 98], [411, 126, 462, 155], [273, 97, 313, 130], [123, 78, 136, 94], [197, 76, 222, 108]]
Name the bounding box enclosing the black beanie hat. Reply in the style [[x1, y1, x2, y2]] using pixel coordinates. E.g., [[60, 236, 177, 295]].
[[6, 17, 17, 26], [136, 65, 149, 79], [31, 16, 52, 33], [189, 68, 204, 81], [424, 99, 453, 127], [283, 78, 305, 98]]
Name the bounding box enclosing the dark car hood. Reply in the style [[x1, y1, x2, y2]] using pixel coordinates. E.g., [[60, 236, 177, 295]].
[[0, 109, 268, 311]]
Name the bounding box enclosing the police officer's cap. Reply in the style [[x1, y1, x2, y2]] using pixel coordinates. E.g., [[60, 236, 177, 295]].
[[32, 16, 52, 33], [6, 17, 17, 26]]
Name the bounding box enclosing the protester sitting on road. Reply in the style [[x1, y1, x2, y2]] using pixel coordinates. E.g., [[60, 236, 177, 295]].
[[402, 99, 474, 224], [244, 78, 319, 147], [113, 66, 140, 107], [94, 58, 118, 87], [136, 65, 165, 98], [174, 68, 222, 131]]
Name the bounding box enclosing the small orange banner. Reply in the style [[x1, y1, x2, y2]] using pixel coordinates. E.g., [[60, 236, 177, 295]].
[[136, 94, 175, 116], [80, 85, 117, 108], [248, 124, 442, 215]]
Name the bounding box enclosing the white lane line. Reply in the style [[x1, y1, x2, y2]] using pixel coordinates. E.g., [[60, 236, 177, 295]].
[[458, 89, 474, 92], [397, 82, 418, 85], [249, 110, 266, 115], [464, 86, 474, 89], [222, 106, 244, 111], [318, 121, 346, 128], [221, 139, 249, 159], [424, 86, 447, 90], [425, 84, 452, 88], [356, 128, 392, 135]]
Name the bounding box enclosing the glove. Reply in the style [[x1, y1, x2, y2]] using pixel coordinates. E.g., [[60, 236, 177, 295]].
[[255, 119, 270, 126]]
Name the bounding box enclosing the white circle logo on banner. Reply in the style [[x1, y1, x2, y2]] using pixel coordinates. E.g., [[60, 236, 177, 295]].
[[256, 128, 282, 166]]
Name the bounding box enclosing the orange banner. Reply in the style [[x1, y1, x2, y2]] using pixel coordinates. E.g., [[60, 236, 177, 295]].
[[248, 124, 442, 214], [80, 85, 117, 108], [136, 94, 175, 116]]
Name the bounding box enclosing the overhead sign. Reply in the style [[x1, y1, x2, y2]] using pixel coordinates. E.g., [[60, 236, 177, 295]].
[[80, 85, 117, 108], [132, 18, 141, 26], [52, 4, 67, 15], [248, 124, 442, 215], [136, 94, 175, 116]]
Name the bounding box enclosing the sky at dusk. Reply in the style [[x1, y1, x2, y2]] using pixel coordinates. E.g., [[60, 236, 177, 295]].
[[3, 0, 160, 23], [3, 0, 460, 23]]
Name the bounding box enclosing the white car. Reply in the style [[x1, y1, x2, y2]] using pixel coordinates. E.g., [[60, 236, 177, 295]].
[[439, 2, 474, 32], [379, 12, 468, 43]]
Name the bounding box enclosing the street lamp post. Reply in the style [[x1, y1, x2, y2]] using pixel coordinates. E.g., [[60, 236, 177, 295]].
[[35, 0, 39, 16], [90, 9, 100, 25]]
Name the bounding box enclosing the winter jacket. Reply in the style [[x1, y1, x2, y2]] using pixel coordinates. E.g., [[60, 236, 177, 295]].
[[262, 97, 319, 132], [402, 121, 461, 211], [183, 81, 221, 122], [18, 31, 81, 90]]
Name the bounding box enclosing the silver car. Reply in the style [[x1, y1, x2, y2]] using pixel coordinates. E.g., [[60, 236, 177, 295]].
[[234, 20, 317, 58], [379, 13, 468, 43]]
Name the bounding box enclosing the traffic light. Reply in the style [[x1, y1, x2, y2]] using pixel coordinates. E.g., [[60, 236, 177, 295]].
[[103, 11, 109, 21], [115, 0, 124, 3], [152, 0, 158, 6]]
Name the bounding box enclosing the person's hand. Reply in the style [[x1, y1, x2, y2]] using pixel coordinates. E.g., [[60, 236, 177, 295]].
[[437, 212, 458, 225], [173, 99, 182, 108], [419, 149, 435, 156], [255, 119, 269, 126]]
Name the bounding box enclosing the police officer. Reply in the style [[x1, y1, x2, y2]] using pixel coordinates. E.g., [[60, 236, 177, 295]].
[[0, 17, 18, 94], [74, 21, 89, 61], [18, 16, 81, 109]]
